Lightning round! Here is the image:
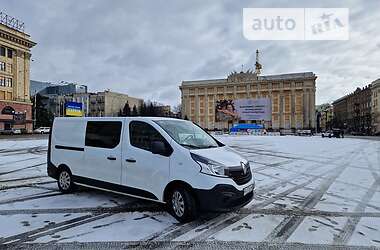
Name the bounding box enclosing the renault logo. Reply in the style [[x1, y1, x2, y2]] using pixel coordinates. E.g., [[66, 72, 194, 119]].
[[241, 161, 247, 174]]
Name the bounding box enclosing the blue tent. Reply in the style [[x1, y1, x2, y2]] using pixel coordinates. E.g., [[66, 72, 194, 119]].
[[230, 123, 264, 132]]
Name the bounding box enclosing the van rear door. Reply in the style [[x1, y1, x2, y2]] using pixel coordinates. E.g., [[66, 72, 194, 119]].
[[82, 120, 123, 184]]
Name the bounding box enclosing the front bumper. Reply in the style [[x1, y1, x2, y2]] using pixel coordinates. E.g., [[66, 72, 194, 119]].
[[194, 183, 254, 212]]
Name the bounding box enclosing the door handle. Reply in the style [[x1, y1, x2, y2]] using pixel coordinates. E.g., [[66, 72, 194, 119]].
[[125, 158, 136, 163], [107, 156, 117, 160]]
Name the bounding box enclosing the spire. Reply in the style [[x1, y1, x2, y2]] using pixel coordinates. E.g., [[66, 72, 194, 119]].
[[255, 49, 262, 75]]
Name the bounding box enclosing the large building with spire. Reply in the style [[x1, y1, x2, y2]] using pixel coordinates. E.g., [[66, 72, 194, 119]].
[[179, 50, 317, 131]]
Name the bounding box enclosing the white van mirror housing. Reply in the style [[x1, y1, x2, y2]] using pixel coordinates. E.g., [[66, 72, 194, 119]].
[[151, 141, 169, 156]]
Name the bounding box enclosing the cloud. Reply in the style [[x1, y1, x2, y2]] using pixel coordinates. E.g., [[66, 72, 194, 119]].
[[1, 0, 379, 107]]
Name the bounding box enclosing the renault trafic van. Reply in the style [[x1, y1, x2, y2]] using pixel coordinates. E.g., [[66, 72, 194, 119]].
[[48, 117, 254, 222]]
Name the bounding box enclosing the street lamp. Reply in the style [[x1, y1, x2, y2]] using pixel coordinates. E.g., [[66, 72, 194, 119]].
[[11, 110, 15, 129], [33, 90, 37, 129], [24, 110, 27, 131]]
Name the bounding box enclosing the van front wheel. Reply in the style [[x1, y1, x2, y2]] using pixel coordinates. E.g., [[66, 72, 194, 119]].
[[58, 169, 74, 193], [168, 187, 198, 223]]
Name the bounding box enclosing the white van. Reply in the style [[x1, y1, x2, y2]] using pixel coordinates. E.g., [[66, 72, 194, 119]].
[[48, 117, 254, 222]]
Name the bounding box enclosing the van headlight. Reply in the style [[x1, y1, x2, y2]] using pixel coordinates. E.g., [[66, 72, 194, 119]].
[[190, 153, 227, 177]]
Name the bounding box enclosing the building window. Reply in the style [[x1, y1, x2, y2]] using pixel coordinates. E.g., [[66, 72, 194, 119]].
[[7, 49, 13, 58], [0, 77, 12, 87], [0, 62, 5, 71], [0, 47, 5, 57], [6, 78, 12, 87]]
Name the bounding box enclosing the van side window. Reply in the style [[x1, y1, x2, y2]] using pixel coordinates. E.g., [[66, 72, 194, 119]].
[[129, 121, 167, 152], [85, 121, 122, 148]]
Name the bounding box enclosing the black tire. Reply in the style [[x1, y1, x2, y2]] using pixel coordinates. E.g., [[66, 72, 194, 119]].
[[41, 131, 44, 134], [322, 134, 324, 138], [57, 168, 75, 194], [168, 186, 198, 223]]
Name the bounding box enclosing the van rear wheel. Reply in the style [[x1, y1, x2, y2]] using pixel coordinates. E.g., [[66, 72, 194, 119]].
[[58, 168, 74, 193], [168, 187, 198, 223]]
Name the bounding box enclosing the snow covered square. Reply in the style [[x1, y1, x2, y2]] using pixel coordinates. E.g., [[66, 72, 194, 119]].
[[0, 135, 379, 249]]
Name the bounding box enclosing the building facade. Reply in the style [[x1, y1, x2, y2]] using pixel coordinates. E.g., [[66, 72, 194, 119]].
[[0, 13, 36, 132], [30, 80, 52, 96], [39, 88, 143, 118], [316, 103, 333, 132], [371, 79, 380, 135], [154, 105, 171, 116], [180, 71, 317, 131], [36, 83, 89, 118], [332, 85, 372, 135], [38, 82, 87, 96], [88, 91, 143, 117]]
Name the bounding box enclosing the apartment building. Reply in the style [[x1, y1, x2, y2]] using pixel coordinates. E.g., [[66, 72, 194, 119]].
[[0, 12, 36, 131]]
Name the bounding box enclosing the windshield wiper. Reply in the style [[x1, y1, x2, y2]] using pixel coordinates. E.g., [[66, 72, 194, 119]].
[[179, 143, 201, 149]]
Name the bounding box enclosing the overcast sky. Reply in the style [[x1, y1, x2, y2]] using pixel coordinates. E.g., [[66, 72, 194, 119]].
[[2, 0, 379, 107]]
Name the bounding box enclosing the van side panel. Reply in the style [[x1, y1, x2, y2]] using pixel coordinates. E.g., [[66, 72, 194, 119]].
[[51, 118, 86, 176], [121, 119, 171, 201]]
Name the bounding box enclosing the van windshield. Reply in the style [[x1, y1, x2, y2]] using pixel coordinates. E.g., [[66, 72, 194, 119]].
[[155, 120, 220, 149]]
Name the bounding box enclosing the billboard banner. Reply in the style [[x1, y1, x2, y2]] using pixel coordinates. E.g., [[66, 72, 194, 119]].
[[215, 98, 271, 122], [65, 102, 83, 117], [215, 99, 238, 122], [234, 98, 272, 121]]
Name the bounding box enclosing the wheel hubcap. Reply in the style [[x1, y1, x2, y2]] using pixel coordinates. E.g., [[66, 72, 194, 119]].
[[172, 191, 185, 217], [59, 171, 71, 190]]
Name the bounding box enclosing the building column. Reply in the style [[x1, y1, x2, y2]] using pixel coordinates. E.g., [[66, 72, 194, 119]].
[[205, 88, 208, 129], [310, 88, 316, 130], [303, 88, 309, 129], [213, 87, 217, 129], [195, 88, 199, 124], [268, 83, 272, 128], [279, 82, 284, 129], [291, 82, 296, 129]]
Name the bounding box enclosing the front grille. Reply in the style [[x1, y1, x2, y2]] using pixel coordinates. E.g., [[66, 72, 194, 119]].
[[225, 164, 252, 185]]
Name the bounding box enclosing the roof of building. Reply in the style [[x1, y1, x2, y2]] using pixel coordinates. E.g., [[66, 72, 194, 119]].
[[332, 95, 348, 105], [182, 78, 227, 86], [258, 72, 316, 80], [372, 78, 380, 88], [332, 84, 373, 105], [181, 72, 316, 86], [30, 80, 53, 96]]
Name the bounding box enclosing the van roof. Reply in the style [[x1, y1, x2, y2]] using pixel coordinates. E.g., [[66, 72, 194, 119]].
[[54, 116, 185, 122]]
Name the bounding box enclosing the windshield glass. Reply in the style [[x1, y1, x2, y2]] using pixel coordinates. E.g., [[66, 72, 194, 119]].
[[155, 120, 219, 149]]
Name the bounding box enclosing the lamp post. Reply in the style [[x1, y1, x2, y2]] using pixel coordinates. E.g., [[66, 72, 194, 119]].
[[33, 91, 37, 129], [11, 110, 15, 129], [24, 110, 27, 131]]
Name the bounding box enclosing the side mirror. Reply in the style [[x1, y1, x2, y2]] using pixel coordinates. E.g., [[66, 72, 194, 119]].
[[151, 141, 167, 155]]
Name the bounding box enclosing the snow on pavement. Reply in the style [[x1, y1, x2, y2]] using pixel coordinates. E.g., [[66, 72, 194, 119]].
[[0, 135, 379, 249]]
